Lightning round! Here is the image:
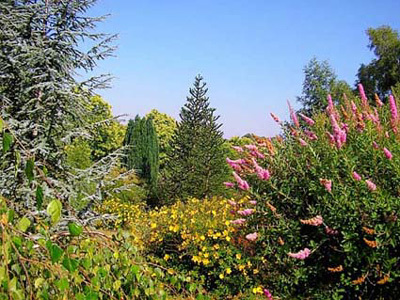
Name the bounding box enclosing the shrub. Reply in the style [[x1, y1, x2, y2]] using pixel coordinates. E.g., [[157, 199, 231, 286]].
[[225, 90, 400, 298]]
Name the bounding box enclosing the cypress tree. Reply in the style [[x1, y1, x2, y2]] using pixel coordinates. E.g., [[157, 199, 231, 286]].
[[123, 116, 159, 191], [163, 75, 227, 201]]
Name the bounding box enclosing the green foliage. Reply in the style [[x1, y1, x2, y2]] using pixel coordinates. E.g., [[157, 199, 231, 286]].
[[297, 57, 353, 113], [163, 75, 228, 201], [146, 109, 177, 169], [357, 26, 400, 99], [123, 116, 159, 195], [65, 139, 93, 170], [86, 95, 125, 161]]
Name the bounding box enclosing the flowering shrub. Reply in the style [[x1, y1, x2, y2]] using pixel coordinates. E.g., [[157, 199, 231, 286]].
[[225, 89, 400, 298]]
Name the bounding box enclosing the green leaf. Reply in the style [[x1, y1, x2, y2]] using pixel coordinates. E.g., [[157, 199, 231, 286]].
[[7, 209, 14, 223], [62, 257, 79, 272], [36, 186, 44, 210], [25, 159, 34, 182], [68, 222, 83, 237], [16, 217, 30, 232], [47, 200, 62, 224], [34, 278, 45, 289], [113, 280, 121, 290], [49, 244, 63, 264], [0, 118, 3, 132], [55, 278, 69, 291], [2, 132, 13, 153]]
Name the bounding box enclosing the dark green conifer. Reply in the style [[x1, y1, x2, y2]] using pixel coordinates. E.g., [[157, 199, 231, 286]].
[[163, 75, 227, 201]]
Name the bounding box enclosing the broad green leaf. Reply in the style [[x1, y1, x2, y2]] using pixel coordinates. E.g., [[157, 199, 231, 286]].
[[55, 278, 69, 291], [25, 159, 34, 182], [62, 257, 79, 272], [36, 186, 43, 210], [47, 200, 62, 224], [49, 244, 63, 264], [0, 118, 3, 132], [16, 217, 30, 232], [7, 209, 14, 223], [0, 266, 6, 282], [2, 132, 13, 153], [68, 222, 83, 237]]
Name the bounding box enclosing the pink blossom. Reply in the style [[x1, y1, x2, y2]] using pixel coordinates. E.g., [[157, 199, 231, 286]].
[[389, 95, 398, 122], [263, 289, 273, 300], [329, 114, 346, 149], [233, 172, 250, 190], [300, 215, 323, 226], [228, 200, 237, 206], [299, 113, 315, 126], [288, 248, 311, 260], [224, 182, 235, 188], [320, 179, 332, 192], [232, 146, 243, 152], [238, 209, 255, 216], [326, 132, 335, 145], [304, 130, 318, 141], [352, 171, 362, 181], [226, 157, 245, 171], [383, 147, 393, 160], [372, 141, 379, 149], [245, 232, 258, 241], [351, 101, 358, 114], [358, 83, 368, 107], [245, 144, 258, 151], [327, 94, 334, 113], [230, 218, 246, 225], [250, 150, 265, 159], [385, 131, 390, 138], [365, 180, 377, 191], [249, 200, 257, 205], [287, 100, 299, 128], [252, 158, 271, 181], [298, 138, 307, 147], [325, 226, 339, 235], [375, 93, 383, 107], [270, 113, 281, 123]]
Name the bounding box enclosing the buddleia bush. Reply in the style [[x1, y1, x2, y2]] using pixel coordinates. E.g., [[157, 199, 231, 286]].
[[225, 86, 400, 299]]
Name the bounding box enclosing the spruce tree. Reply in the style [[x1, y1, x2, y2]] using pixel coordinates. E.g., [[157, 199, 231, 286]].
[[163, 75, 227, 201]]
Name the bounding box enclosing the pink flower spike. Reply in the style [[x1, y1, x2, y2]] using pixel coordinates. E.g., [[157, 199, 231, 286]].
[[287, 100, 299, 128], [263, 289, 273, 300], [299, 138, 307, 147], [304, 130, 318, 141], [299, 113, 315, 126], [358, 83, 368, 107], [383, 147, 393, 160], [288, 248, 311, 260], [230, 218, 246, 225], [320, 179, 332, 192], [249, 200, 257, 205], [245, 144, 258, 151], [327, 94, 334, 112], [232, 146, 243, 152], [224, 182, 235, 188], [245, 232, 258, 241], [389, 95, 398, 122], [372, 141, 379, 149], [270, 112, 281, 123], [238, 209, 254, 216], [365, 180, 377, 191], [352, 171, 362, 181], [228, 200, 237, 206]]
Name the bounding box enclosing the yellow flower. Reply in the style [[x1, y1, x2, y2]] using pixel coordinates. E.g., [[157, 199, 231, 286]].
[[200, 235, 206, 241], [150, 223, 157, 229], [225, 236, 231, 242], [213, 244, 220, 250], [204, 253, 209, 258], [236, 253, 242, 260], [219, 273, 224, 279], [163, 254, 170, 261], [226, 268, 232, 274], [253, 269, 259, 274], [225, 220, 230, 226], [202, 258, 210, 265]]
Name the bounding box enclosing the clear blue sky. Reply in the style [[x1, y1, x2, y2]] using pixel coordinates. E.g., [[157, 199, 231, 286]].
[[89, 0, 400, 138]]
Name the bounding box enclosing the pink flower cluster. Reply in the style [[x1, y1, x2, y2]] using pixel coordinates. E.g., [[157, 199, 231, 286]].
[[230, 218, 246, 225], [358, 83, 368, 107], [226, 157, 246, 171], [288, 248, 310, 260], [365, 179, 376, 191], [304, 130, 318, 141], [383, 147, 393, 160], [252, 158, 271, 181], [233, 172, 250, 190], [299, 113, 315, 126], [238, 209, 254, 216], [287, 100, 299, 128], [232, 146, 243, 152], [320, 178, 332, 192], [352, 171, 362, 181], [245, 232, 258, 241], [298, 138, 308, 147], [329, 114, 347, 149], [224, 182, 235, 188], [263, 289, 273, 300]]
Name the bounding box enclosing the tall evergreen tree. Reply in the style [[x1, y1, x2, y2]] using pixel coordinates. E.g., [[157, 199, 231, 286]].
[[163, 75, 227, 201], [123, 116, 159, 191]]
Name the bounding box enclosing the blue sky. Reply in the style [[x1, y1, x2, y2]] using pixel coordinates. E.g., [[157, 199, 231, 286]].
[[89, 0, 400, 138]]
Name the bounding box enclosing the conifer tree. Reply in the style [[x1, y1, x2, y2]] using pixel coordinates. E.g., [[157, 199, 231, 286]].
[[163, 75, 227, 201], [123, 116, 159, 191]]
